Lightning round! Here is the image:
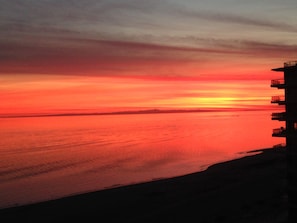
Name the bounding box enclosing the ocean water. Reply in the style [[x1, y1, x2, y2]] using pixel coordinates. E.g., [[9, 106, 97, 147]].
[[0, 110, 284, 208]]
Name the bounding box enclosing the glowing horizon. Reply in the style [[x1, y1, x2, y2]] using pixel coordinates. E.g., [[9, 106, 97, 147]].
[[0, 74, 282, 115]]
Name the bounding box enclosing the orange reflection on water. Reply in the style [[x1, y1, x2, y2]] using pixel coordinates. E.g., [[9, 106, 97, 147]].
[[0, 110, 284, 208]]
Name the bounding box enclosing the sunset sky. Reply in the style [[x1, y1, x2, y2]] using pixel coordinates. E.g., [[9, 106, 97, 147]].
[[1, 0, 297, 115]]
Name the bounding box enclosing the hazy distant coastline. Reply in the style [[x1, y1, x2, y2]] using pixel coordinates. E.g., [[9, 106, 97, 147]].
[[0, 107, 281, 118]]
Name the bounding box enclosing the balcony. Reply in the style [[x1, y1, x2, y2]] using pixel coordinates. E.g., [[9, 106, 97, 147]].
[[273, 143, 286, 149], [284, 61, 297, 67], [271, 112, 286, 121], [271, 79, 285, 88], [272, 127, 286, 137], [271, 95, 285, 105], [272, 60, 297, 72]]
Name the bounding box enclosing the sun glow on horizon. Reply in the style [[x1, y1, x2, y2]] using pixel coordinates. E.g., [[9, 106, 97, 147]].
[[0, 74, 278, 115]]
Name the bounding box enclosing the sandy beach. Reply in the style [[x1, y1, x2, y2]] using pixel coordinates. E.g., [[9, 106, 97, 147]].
[[1, 147, 287, 223]]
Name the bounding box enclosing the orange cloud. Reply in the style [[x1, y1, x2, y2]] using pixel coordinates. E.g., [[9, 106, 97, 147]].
[[1, 37, 296, 80]]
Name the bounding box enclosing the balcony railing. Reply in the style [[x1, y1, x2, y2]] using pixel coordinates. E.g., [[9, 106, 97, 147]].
[[271, 112, 286, 121], [271, 95, 285, 104], [284, 61, 297, 67], [273, 143, 286, 149], [271, 79, 285, 88], [272, 127, 286, 137]]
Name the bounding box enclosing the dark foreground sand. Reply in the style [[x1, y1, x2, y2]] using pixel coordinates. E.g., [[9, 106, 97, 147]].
[[1, 148, 288, 223]]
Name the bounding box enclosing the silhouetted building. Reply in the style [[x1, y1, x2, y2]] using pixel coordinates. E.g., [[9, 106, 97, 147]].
[[271, 60, 297, 223]]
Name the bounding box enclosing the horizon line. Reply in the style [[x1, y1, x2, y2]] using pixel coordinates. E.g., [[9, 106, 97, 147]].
[[0, 107, 282, 118]]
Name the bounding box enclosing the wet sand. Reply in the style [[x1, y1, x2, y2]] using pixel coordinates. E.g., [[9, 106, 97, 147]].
[[0, 147, 287, 223]]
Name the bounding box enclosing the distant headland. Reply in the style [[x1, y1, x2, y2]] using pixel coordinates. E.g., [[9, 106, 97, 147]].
[[0, 106, 280, 118]]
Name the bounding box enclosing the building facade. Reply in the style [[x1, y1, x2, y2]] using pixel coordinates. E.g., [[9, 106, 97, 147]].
[[271, 61, 297, 222]]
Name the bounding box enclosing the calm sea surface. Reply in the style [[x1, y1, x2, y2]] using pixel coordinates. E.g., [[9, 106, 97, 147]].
[[0, 110, 284, 208]]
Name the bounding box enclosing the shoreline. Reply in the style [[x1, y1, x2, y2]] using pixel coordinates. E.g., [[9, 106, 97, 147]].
[[1, 147, 288, 222]]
